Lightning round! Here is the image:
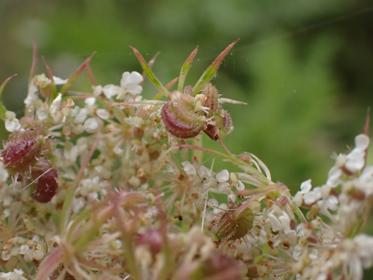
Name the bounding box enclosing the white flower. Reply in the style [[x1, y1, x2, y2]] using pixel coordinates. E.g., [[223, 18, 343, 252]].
[[24, 83, 38, 106], [303, 187, 322, 205], [83, 117, 100, 133], [125, 116, 143, 127], [198, 165, 212, 178], [64, 145, 79, 163], [345, 149, 365, 173], [354, 235, 373, 268], [120, 71, 143, 95], [216, 170, 229, 183], [4, 111, 21, 132], [36, 107, 48, 121], [33, 74, 51, 88], [0, 162, 9, 183], [0, 269, 27, 280], [327, 167, 342, 186], [74, 107, 88, 124], [300, 179, 312, 193], [102, 84, 122, 99], [356, 166, 373, 196], [324, 195, 338, 211], [182, 161, 196, 176], [92, 85, 103, 97], [268, 213, 282, 232], [355, 134, 369, 151], [293, 179, 312, 206], [85, 97, 96, 107], [53, 76, 68, 85], [96, 108, 110, 120], [50, 93, 62, 116], [343, 134, 369, 173], [72, 197, 85, 213]]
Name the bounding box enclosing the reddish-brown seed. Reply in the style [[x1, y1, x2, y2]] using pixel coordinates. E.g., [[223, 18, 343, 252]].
[[203, 123, 219, 140], [31, 160, 58, 203], [203, 252, 245, 280], [2, 130, 41, 173], [161, 102, 203, 138], [136, 228, 163, 255]]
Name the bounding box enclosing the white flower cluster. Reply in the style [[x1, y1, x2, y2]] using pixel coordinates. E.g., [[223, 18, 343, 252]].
[[1, 236, 45, 262], [0, 269, 27, 280], [96, 71, 143, 100], [0, 59, 372, 280]]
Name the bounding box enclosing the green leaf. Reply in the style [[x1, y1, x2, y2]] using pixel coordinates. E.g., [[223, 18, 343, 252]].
[[60, 52, 96, 94], [130, 46, 169, 97], [178, 47, 198, 92], [0, 74, 17, 119], [193, 39, 239, 95]]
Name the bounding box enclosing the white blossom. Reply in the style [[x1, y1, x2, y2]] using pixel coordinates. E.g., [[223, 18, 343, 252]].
[[4, 111, 21, 132], [53, 76, 68, 85], [50, 93, 62, 116], [216, 169, 229, 183], [356, 166, 373, 195], [120, 71, 143, 95], [24, 83, 38, 106], [0, 269, 27, 280], [182, 161, 196, 176], [0, 162, 8, 183], [83, 117, 100, 133], [96, 108, 110, 120], [102, 84, 122, 99]]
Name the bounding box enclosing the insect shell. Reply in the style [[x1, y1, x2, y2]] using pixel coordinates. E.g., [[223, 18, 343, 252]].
[[213, 202, 254, 242], [161, 83, 233, 140]]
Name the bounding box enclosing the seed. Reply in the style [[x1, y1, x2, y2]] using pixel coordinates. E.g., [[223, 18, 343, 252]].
[[31, 159, 58, 203], [161, 92, 205, 139], [1, 130, 42, 173]]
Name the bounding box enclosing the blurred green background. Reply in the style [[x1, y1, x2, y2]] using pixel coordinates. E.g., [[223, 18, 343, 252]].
[[1, 1, 373, 192], [0, 0, 373, 277]]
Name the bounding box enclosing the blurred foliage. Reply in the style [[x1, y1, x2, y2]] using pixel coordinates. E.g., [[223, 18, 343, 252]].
[[0, 0, 372, 187]]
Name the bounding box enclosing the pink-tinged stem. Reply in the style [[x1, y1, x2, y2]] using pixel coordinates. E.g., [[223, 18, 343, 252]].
[[35, 247, 65, 280]]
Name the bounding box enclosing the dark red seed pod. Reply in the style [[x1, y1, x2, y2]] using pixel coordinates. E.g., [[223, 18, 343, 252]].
[[202, 252, 245, 280], [203, 123, 219, 140], [136, 228, 163, 255], [31, 159, 58, 203], [1, 130, 42, 173], [161, 92, 205, 139], [202, 83, 219, 114]]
